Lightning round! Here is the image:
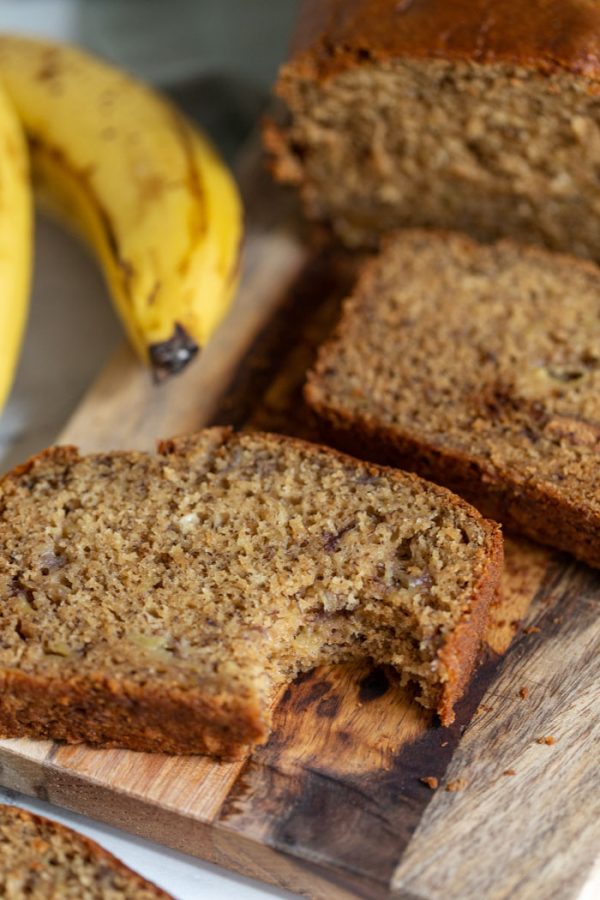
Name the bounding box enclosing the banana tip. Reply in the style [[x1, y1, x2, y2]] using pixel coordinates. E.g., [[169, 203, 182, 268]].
[[149, 324, 200, 380]]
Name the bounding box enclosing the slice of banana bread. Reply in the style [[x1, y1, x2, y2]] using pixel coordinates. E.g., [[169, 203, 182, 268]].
[[0, 429, 501, 755], [306, 230, 600, 568], [0, 804, 170, 898], [268, 0, 600, 258]]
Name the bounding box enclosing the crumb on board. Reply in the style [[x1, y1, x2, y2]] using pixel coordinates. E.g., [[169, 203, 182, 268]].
[[475, 703, 494, 715], [536, 736, 556, 745], [503, 769, 517, 776], [420, 776, 438, 790], [440, 740, 449, 748], [523, 626, 541, 635], [518, 686, 529, 700], [445, 778, 468, 792]]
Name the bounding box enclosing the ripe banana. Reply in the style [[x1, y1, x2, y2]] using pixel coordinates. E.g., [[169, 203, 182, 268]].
[[0, 35, 243, 378], [0, 83, 32, 412]]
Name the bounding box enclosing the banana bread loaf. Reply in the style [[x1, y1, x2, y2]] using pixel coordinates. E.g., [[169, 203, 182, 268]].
[[0, 429, 501, 755], [268, 0, 600, 258], [305, 230, 600, 568], [0, 804, 169, 898]]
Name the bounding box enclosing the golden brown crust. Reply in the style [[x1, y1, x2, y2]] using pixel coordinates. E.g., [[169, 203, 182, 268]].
[[287, 0, 600, 81], [157, 425, 233, 459], [0, 668, 266, 760], [1, 444, 81, 483], [0, 804, 172, 897], [437, 529, 503, 725]]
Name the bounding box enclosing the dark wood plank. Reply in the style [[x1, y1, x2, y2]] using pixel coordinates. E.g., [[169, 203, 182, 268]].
[[393, 557, 600, 899]]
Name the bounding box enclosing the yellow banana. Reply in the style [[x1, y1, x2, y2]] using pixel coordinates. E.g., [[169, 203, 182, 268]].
[[0, 35, 243, 378], [0, 82, 32, 412]]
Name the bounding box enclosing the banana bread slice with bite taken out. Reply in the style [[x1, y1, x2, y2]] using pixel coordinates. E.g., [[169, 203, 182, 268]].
[[305, 230, 600, 568], [0, 428, 501, 756]]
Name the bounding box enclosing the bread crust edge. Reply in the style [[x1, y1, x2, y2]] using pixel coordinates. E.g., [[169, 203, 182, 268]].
[[0, 668, 267, 759]]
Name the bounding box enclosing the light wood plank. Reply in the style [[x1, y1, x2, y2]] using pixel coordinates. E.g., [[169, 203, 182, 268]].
[[50, 745, 246, 822], [60, 232, 307, 453]]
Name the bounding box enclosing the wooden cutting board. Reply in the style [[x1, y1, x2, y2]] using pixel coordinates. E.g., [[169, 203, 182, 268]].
[[0, 153, 598, 900]]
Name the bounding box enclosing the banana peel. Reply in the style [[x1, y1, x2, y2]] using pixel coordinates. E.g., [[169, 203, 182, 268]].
[[0, 34, 243, 400], [0, 82, 32, 412]]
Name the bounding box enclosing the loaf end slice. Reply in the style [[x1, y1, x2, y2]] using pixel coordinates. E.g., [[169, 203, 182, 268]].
[[306, 230, 600, 568], [0, 804, 170, 897], [269, 1, 600, 259], [0, 428, 501, 754]]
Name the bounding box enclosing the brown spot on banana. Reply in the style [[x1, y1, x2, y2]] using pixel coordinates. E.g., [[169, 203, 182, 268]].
[[28, 133, 136, 295], [149, 324, 199, 379], [176, 254, 191, 278], [99, 89, 118, 111], [27, 126, 210, 380], [228, 239, 243, 285], [146, 283, 160, 307], [35, 48, 63, 83], [168, 108, 208, 247]]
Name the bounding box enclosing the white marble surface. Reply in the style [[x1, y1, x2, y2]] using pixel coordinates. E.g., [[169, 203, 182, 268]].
[[0, 789, 296, 900]]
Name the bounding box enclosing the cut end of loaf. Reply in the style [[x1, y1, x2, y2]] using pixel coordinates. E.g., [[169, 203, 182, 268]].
[[272, 57, 600, 259], [0, 429, 501, 753]]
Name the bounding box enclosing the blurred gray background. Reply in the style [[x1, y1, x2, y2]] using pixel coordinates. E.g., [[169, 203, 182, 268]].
[[0, 0, 299, 157], [0, 0, 299, 469]]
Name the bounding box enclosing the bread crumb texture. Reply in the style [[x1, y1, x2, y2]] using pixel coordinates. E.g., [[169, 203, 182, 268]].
[[445, 778, 468, 792], [306, 231, 600, 567], [0, 805, 169, 898], [420, 776, 439, 790], [0, 429, 500, 754]]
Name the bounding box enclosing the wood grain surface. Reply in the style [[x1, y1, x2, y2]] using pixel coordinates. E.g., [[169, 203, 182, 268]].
[[0, 154, 598, 900]]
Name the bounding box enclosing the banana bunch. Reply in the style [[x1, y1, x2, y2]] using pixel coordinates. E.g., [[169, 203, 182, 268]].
[[0, 35, 243, 411]]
